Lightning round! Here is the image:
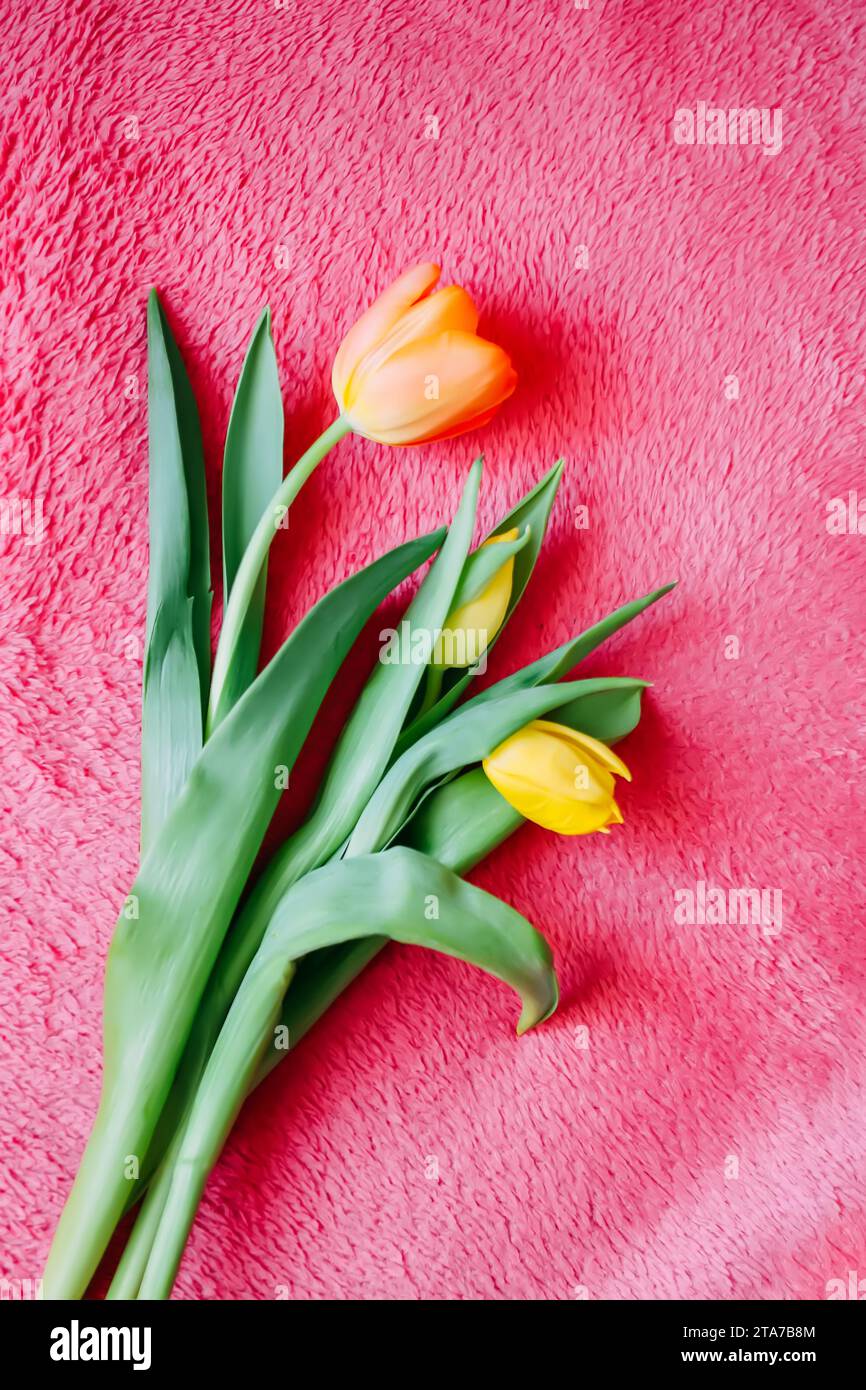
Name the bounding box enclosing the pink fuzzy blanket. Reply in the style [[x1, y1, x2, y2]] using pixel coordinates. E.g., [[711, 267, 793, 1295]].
[[1, 0, 864, 1300]]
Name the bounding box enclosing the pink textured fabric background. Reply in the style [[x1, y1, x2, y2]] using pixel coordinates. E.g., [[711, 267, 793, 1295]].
[[2, 0, 864, 1301]]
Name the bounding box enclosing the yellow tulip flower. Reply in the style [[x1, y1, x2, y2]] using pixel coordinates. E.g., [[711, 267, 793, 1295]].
[[482, 720, 632, 835], [332, 263, 517, 445], [433, 527, 519, 669]]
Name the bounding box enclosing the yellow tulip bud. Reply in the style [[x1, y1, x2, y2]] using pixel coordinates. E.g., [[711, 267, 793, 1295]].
[[433, 527, 519, 669], [482, 720, 631, 835]]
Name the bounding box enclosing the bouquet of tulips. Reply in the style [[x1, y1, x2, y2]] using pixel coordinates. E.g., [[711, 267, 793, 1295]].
[[44, 264, 672, 1299]]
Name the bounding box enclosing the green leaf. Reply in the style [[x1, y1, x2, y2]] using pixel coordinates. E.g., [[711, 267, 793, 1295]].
[[493, 459, 565, 622], [158, 308, 211, 705], [136, 846, 558, 1297], [470, 583, 676, 708], [121, 586, 668, 1291], [269, 775, 525, 1068], [219, 308, 284, 719], [42, 526, 444, 1300], [142, 292, 212, 852], [145, 294, 191, 643], [448, 522, 531, 609], [552, 682, 646, 742], [261, 847, 557, 1037], [400, 766, 524, 877], [140, 600, 201, 852], [398, 460, 564, 747]]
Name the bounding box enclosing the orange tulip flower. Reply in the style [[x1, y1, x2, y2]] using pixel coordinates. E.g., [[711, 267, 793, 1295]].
[[332, 262, 517, 445]]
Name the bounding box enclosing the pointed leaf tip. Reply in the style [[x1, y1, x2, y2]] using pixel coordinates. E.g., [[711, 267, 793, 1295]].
[[516, 974, 559, 1036]]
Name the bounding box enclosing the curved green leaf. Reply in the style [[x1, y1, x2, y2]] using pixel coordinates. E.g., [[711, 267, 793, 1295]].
[[261, 848, 557, 1035], [552, 681, 646, 742], [472, 583, 676, 709]]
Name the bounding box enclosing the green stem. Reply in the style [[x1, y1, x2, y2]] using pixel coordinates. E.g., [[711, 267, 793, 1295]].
[[108, 778, 371, 1294], [42, 1093, 152, 1300], [105, 824, 345, 1296], [415, 663, 444, 719], [206, 416, 351, 735], [105, 859, 297, 1297], [137, 963, 295, 1299], [106, 1128, 183, 1299]]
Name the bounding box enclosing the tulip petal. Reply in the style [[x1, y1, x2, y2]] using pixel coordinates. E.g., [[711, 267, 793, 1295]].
[[411, 407, 499, 445], [346, 286, 480, 409], [345, 330, 517, 445], [332, 262, 440, 407], [532, 720, 633, 782], [483, 757, 617, 835]]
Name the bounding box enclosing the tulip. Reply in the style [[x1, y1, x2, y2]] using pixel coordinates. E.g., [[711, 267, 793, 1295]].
[[432, 527, 519, 670], [482, 720, 631, 835], [208, 263, 517, 733], [332, 262, 517, 445]]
